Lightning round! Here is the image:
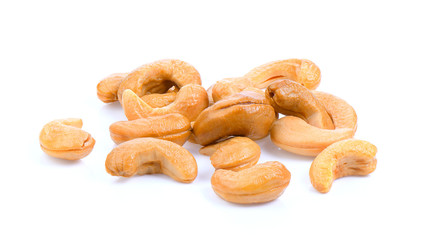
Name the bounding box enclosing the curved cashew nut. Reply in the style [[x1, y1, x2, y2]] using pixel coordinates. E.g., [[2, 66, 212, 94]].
[[211, 161, 291, 204], [270, 91, 357, 156], [39, 118, 96, 160], [192, 90, 276, 146], [199, 137, 260, 171], [105, 138, 197, 183], [310, 139, 377, 193], [122, 84, 209, 121], [117, 59, 201, 103], [109, 113, 191, 145], [266, 79, 334, 129]]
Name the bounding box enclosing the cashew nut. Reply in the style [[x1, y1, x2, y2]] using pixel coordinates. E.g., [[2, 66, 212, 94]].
[[39, 118, 96, 160], [211, 161, 291, 204], [199, 137, 260, 171], [109, 113, 191, 145], [266, 79, 334, 129], [192, 90, 276, 146], [309, 139, 377, 193], [122, 84, 209, 121], [270, 91, 357, 156], [97, 73, 128, 103], [105, 138, 197, 183]]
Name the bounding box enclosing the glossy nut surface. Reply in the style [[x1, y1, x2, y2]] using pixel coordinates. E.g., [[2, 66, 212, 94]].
[[270, 91, 357, 156], [211, 161, 291, 204], [266, 79, 334, 129], [97, 73, 128, 103], [39, 118, 95, 160], [192, 90, 276, 146], [105, 138, 197, 183], [199, 137, 260, 171], [109, 113, 191, 145], [310, 139, 377, 193], [122, 84, 208, 121]]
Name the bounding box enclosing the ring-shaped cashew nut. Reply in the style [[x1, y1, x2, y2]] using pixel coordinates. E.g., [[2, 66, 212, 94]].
[[117, 59, 202, 103], [266, 79, 334, 129], [199, 137, 260, 171], [105, 138, 197, 183], [97, 73, 128, 103], [211, 161, 291, 204], [270, 91, 357, 156], [309, 139, 377, 193], [39, 118, 96, 160], [192, 90, 276, 146], [109, 113, 191, 145], [122, 84, 209, 121]]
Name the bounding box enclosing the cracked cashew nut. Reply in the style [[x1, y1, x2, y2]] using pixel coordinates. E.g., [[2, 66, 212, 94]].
[[211, 161, 291, 204], [199, 137, 260, 171], [310, 139, 377, 193], [39, 118, 95, 160], [105, 138, 197, 183]]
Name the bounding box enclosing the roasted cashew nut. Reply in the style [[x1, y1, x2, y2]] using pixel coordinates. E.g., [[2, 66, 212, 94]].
[[109, 113, 191, 145], [97, 73, 128, 103], [105, 138, 197, 183], [310, 139, 377, 193], [192, 90, 276, 146], [122, 84, 209, 121], [266, 79, 334, 129], [199, 137, 260, 171], [270, 91, 357, 156], [211, 161, 291, 204], [39, 118, 96, 160]]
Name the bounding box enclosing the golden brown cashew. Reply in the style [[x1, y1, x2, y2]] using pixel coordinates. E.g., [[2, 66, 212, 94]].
[[266, 79, 334, 129], [122, 84, 209, 121], [39, 118, 96, 160], [211, 161, 291, 204], [199, 137, 260, 171], [105, 138, 197, 183], [109, 113, 191, 145], [310, 139, 377, 193], [270, 91, 357, 156], [117, 59, 201, 103], [97, 73, 128, 103], [192, 90, 276, 146]]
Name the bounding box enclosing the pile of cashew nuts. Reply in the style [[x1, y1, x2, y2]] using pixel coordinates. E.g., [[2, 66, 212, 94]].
[[39, 59, 377, 204]]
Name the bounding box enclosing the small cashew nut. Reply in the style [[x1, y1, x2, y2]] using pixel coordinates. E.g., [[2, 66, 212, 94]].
[[270, 91, 357, 156], [199, 137, 260, 171], [109, 113, 191, 145], [309, 139, 377, 193], [105, 138, 198, 183], [39, 118, 96, 160], [192, 90, 276, 146], [266, 79, 334, 129], [97, 73, 128, 103], [117, 59, 202, 103], [122, 84, 209, 121], [211, 161, 291, 204]]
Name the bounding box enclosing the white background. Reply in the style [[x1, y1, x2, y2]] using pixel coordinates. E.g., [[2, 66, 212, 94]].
[[1, 1, 425, 239]]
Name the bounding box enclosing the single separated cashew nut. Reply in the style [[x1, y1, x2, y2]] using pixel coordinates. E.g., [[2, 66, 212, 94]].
[[122, 84, 209, 121], [310, 139, 377, 193], [39, 118, 96, 160], [192, 89, 276, 146], [270, 91, 357, 156], [211, 59, 321, 102], [109, 113, 191, 145], [266, 79, 334, 129], [199, 137, 260, 171], [105, 138, 197, 183], [117, 59, 202, 103], [211, 161, 291, 204]]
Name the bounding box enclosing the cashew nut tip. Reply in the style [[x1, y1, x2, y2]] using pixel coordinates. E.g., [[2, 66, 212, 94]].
[[39, 118, 96, 160], [105, 138, 198, 183], [199, 137, 260, 171], [211, 161, 291, 204], [309, 139, 377, 193], [97, 73, 128, 103]]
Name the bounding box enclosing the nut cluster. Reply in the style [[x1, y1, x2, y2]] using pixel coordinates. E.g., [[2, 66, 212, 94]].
[[39, 58, 377, 204]]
